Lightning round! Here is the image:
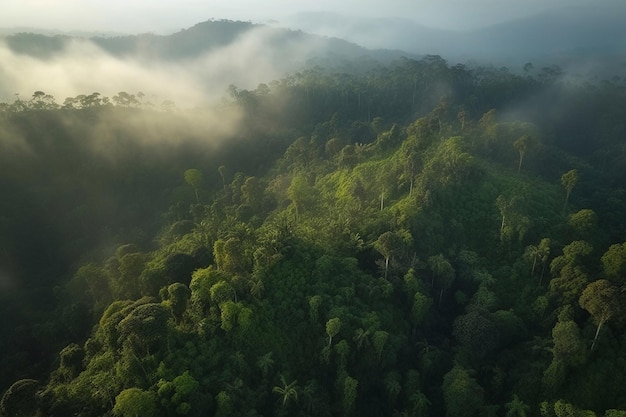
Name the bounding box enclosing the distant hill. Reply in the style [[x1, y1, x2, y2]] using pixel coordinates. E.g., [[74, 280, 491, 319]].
[[282, 4, 626, 74], [1, 19, 418, 66]]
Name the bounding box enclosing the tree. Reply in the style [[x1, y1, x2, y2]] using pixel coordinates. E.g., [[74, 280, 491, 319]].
[[112, 91, 140, 107], [214, 391, 233, 417], [579, 280, 622, 350], [551, 319, 587, 367], [308, 295, 322, 322], [113, 388, 157, 417], [217, 165, 227, 190], [496, 195, 519, 239], [412, 292, 432, 325], [549, 240, 593, 304], [272, 375, 299, 407], [601, 243, 626, 285], [210, 280, 236, 305], [513, 135, 531, 174], [453, 309, 499, 361], [524, 244, 541, 277], [372, 330, 389, 363], [428, 254, 455, 304], [257, 352, 274, 379], [505, 395, 530, 417], [114, 251, 147, 300], [57, 343, 84, 380], [442, 366, 484, 417], [184, 169, 203, 203], [343, 375, 358, 415], [568, 209, 598, 239], [374, 231, 404, 278], [524, 239, 551, 281], [398, 135, 421, 196], [561, 169, 578, 214], [384, 371, 401, 403], [241, 176, 264, 210], [164, 283, 191, 323], [0, 379, 39, 417], [29, 90, 58, 109], [157, 371, 200, 416], [116, 303, 170, 355], [537, 238, 552, 284], [326, 317, 341, 347], [287, 174, 315, 220], [409, 390, 431, 417]]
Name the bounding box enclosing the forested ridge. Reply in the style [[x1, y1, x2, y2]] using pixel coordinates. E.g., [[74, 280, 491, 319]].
[[1, 55, 626, 417]]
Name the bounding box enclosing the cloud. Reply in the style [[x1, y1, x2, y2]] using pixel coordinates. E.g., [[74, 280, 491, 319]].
[[0, 38, 207, 105], [0, 25, 330, 107]]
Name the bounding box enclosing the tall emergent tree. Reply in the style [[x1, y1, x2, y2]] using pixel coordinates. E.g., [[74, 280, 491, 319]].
[[513, 135, 531, 174], [561, 169, 578, 214], [272, 375, 298, 407], [184, 169, 203, 203], [374, 231, 404, 278], [326, 317, 341, 347], [578, 279, 622, 350]]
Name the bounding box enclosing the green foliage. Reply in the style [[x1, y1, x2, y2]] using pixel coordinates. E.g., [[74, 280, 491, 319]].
[[343, 376, 358, 415], [549, 241, 594, 305], [579, 280, 622, 350], [551, 320, 587, 366], [0, 379, 39, 417], [3, 52, 626, 417], [505, 395, 531, 417], [113, 388, 157, 417], [412, 292, 432, 325], [272, 375, 298, 407], [453, 309, 499, 362], [601, 243, 626, 285], [164, 283, 191, 323], [184, 169, 203, 203], [157, 371, 200, 415], [561, 169, 579, 214], [326, 317, 341, 347], [442, 366, 484, 417]]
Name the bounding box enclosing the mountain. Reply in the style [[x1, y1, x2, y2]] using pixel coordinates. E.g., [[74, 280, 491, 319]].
[[282, 4, 626, 72], [280, 13, 454, 56], [0, 19, 423, 105], [1, 19, 417, 65]]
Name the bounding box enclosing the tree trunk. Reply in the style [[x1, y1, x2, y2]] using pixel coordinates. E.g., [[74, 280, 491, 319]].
[[562, 190, 571, 215], [591, 319, 604, 351], [384, 257, 389, 279], [539, 262, 547, 286]]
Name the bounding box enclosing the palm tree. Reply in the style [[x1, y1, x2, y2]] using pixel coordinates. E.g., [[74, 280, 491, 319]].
[[384, 372, 402, 403], [409, 390, 431, 417], [524, 244, 541, 277], [513, 135, 531, 174], [230, 351, 247, 374], [353, 328, 371, 351], [505, 395, 530, 417], [561, 169, 578, 214], [272, 375, 299, 406], [257, 352, 274, 379]]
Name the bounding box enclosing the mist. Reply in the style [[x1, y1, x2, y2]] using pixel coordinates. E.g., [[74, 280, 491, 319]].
[[280, 1, 626, 70], [0, 24, 339, 107]]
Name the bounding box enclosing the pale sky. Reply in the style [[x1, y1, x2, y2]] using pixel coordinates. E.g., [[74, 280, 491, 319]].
[[0, 0, 597, 33]]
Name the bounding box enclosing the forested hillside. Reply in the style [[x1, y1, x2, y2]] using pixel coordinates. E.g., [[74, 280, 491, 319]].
[[1, 53, 626, 417]]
